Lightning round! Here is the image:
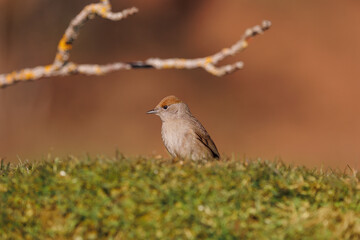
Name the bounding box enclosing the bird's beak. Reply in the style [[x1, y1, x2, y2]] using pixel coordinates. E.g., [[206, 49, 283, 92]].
[[146, 108, 159, 114]]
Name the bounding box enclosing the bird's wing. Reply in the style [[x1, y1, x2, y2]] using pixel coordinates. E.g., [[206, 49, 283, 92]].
[[194, 128, 220, 159]]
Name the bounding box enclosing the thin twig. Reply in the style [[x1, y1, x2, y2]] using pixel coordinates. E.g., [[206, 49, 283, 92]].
[[0, 0, 271, 88]]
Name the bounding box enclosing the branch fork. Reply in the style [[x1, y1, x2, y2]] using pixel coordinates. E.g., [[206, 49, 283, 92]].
[[0, 0, 271, 88]]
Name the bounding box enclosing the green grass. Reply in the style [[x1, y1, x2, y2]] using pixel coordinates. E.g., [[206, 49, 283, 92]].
[[0, 155, 359, 240]]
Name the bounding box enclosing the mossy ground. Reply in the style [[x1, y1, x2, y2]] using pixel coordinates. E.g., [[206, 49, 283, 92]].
[[0, 155, 359, 239]]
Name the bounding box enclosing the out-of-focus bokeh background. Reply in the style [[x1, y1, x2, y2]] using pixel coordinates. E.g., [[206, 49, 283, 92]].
[[0, 0, 359, 168]]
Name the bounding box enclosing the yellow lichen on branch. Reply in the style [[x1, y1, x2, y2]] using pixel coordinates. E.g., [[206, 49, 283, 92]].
[[58, 35, 72, 51], [0, 0, 271, 88]]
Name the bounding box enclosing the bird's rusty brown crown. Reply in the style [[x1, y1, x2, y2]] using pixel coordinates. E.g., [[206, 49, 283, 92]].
[[156, 95, 182, 108]]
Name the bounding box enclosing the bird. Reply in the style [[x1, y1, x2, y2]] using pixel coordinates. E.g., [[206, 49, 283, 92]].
[[147, 95, 220, 161]]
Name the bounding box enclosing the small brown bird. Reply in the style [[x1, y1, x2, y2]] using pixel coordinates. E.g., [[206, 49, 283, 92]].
[[147, 95, 220, 161]]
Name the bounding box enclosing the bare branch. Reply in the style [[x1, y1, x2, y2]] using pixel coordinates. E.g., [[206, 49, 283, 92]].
[[0, 1, 271, 88], [145, 20, 271, 76]]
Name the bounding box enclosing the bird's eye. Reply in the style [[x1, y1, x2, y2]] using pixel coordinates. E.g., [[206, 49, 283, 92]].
[[163, 105, 168, 110]]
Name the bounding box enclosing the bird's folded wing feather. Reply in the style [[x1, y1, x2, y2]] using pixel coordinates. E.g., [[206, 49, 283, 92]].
[[194, 129, 220, 159]]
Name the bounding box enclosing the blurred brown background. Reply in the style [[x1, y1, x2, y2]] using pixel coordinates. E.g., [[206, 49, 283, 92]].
[[0, 0, 359, 169]]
